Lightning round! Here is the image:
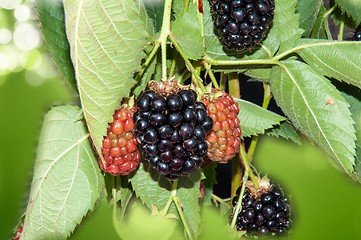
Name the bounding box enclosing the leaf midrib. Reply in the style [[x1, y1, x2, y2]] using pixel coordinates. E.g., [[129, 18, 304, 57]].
[[279, 63, 342, 169], [25, 133, 89, 230]]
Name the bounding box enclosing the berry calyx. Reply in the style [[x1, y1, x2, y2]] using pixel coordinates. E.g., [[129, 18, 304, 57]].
[[232, 177, 292, 237], [98, 104, 141, 176], [202, 88, 241, 163]]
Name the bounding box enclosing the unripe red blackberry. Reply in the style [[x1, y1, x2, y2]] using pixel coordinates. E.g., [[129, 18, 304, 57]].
[[202, 89, 241, 163], [12, 221, 24, 240], [232, 177, 292, 236], [209, 0, 275, 51], [98, 105, 141, 176], [134, 80, 212, 180]]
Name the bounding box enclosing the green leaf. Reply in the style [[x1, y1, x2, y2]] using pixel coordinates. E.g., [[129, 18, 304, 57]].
[[172, 1, 204, 60], [244, 68, 271, 82], [202, 163, 217, 206], [270, 60, 357, 180], [139, 0, 164, 33], [296, 0, 323, 37], [130, 162, 201, 239], [342, 92, 361, 182], [266, 121, 302, 145], [63, 0, 149, 159], [310, 6, 329, 39], [234, 98, 286, 138], [22, 106, 104, 240], [35, 0, 77, 93], [296, 39, 361, 89], [334, 0, 361, 25], [273, 0, 303, 54]]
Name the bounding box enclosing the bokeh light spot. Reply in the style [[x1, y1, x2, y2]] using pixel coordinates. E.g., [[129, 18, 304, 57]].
[[13, 23, 41, 51], [0, 0, 21, 9], [25, 70, 45, 87], [14, 5, 31, 22], [0, 28, 12, 45]]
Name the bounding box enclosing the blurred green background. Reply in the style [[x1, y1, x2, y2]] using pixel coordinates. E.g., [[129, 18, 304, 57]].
[[1, 1, 361, 240]]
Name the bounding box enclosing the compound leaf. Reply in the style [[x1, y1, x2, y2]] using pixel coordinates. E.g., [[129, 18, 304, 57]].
[[270, 60, 357, 180], [297, 39, 361, 89], [235, 98, 286, 137], [35, 0, 77, 93], [63, 0, 149, 160], [22, 105, 104, 240]]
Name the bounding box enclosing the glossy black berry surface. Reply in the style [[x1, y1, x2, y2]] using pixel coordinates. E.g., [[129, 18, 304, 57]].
[[232, 182, 292, 237], [134, 89, 212, 179], [209, 0, 275, 51]]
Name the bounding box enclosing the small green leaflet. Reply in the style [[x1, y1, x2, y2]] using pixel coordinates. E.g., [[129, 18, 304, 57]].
[[21, 106, 104, 240], [296, 0, 323, 37], [273, 0, 303, 54], [172, 0, 204, 60], [266, 121, 302, 145], [310, 6, 329, 39], [334, 0, 361, 25], [139, 0, 164, 33], [270, 60, 357, 180], [130, 162, 201, 239], [63, 0, 149, 160], [234, 98, 286, 138], [35, 0, 77, 93], [296, 39, 361, 89], [342, 92, 361, 182]]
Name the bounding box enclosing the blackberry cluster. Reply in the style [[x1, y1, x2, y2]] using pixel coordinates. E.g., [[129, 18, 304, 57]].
[[209, 0, 275, 51], [232, 180, 292, 236], [134, 84, 213, 180], [202, 89, 241, 163], [98, 107, 141, 176]]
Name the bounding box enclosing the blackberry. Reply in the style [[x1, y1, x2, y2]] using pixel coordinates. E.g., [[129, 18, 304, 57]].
[[12, 220, 24, 240], [98, 105, 141, 176], [232, 177, 292, 237], [352, 26, 361, 41], [202, 88, 241, 163], [209, 0, 275, 51], [134, 80, 212, 180]]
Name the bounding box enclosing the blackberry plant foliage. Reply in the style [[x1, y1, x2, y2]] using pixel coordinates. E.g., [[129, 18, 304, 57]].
[[15, 0, 361, 239]]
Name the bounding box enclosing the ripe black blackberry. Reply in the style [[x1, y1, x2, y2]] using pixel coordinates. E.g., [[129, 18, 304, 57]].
[[352, 26, 361, 41], [134, 80, 213, 180], [232, 177, 292, 237], [209, 0, 275, 51]]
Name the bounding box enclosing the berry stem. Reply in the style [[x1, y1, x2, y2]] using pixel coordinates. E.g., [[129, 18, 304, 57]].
[[135, 42, 160, 83], [203, 61, 219, 89], [219, 72, 227, 90], [173, 195, 194, 240], [247, 83, 272, 163], [230, 170, 249, 229], [322, 5, 336, 40], [112, 176, 122, 238], [211, 193, 231, 207], [239, 143, 258, 190], [159, 0, 173, 80], [228, 72, 242, 198], [338, 18, 345, 41], [169, 33, 206, 92], [161, 180, 178, 216]]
